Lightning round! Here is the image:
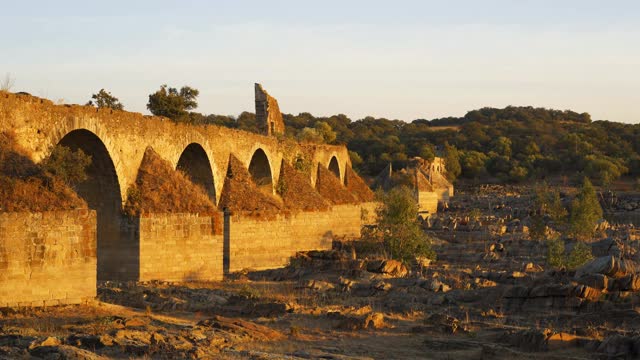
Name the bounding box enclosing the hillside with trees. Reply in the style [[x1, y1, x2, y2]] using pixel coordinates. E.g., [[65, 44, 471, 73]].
[[180, 104, 639, 186]]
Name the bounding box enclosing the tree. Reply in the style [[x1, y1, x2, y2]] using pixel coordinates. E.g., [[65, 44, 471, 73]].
[[460, 151, 487, 178], [492, 136, 512, 157], [583, 155, 627, 186], [419, 145, 435, 162], [314, 121, 337, 143], [236, 111, 258, 133], [349, 150, 363, 170], [569, 177, 603, 240], [377, 186, 436, 263], [147, 84, 199, 121], [530, 182, 567, 240], [566, 242, 594, 269], [86, 89, 124, 110], [443, 142, 461, 182], [508, 166, 528, 182], [297, 127, 324, 143]]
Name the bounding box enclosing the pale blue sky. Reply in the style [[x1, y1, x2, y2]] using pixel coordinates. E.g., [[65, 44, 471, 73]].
[[2, 1, 639, 123]]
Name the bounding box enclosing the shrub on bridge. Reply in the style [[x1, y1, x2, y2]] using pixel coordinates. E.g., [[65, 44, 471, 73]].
[[0, 131, 86, 212]]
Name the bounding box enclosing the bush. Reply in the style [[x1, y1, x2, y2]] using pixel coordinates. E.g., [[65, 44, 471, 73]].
[[377, 186, 436, 263], [566, 241, 594, 270], [41, 145, 92, 185], [530, 182, 568, 241], [0, 132, 86, 211], [546, 237, 565, 268], [546, 237, 593, 270], [569, 177, 603, 240]]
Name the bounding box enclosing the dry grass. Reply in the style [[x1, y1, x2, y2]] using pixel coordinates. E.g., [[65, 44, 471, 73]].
[[345, 167, 375, 202], [123, 147, 216, 216], [218, 155, 283, 212], [278, 161, 330, 211], [315, 165, 358, 205], [0, 131, 86, 212]]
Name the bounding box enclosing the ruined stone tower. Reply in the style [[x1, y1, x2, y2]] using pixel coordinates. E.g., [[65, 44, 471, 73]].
[[255, 83, 285, 136]]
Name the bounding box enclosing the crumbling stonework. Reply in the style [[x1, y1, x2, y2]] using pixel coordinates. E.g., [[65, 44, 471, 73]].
[[0, 210, 96, 307], [422, 157, 455, 203], [255, 83, 285, 136], [375, 156, 455, 215]]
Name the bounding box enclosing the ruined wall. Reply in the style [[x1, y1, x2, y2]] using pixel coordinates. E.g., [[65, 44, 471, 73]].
[[226, 203, 376, 272], [255, 83, 285, 136], [0, 210, 96, 307], [417, 191, 439, 215]]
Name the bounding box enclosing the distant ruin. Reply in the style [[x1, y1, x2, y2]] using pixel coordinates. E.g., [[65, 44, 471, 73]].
[[255, 83, 285, 136], [376, 156, 454, 217]]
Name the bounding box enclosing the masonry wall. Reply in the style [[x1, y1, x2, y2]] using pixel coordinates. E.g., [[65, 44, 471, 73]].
[[418, 191, 439, 215], [226, 203, 375, 272], [0, 210, 96, 307], [137, 213, 223, 282]]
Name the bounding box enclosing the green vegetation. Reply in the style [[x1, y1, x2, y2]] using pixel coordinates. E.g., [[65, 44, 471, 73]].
[[86, 89, 124, 110], [546, 237, 594, 270], [41, 146, 92, 186], [0, 132, 87, 211], [546, 237, 566, 268], [377, 186, 436, 263], [530, 181, 568, 241], [147, 84, 199, 121], [443, 143, 461, 182], [566, 242, 594, 270], [569, 177, 604, 240]]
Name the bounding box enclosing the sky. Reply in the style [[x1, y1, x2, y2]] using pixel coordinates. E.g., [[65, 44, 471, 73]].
[[1, 0, 639, 123]]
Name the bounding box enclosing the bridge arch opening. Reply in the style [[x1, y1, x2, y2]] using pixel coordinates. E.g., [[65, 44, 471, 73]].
[[248, 148, 273, 193], [176, 143, 216, 203], [328, 156, 341, 179], [56, 129, 122, 280]]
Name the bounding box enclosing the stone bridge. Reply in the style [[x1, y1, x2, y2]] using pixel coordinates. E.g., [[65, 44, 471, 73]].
[[0, 92, 349, 206], [1, 89, 368, 284]]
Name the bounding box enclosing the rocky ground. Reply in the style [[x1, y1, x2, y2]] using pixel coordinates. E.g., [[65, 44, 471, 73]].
[[2, 186, 640, 359]]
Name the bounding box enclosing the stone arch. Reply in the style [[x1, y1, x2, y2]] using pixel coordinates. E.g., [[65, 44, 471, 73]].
[[248, 148, 273, 193], [56, 129, 122, 281], [176, 143, 216, 204], [328, 156, 341, 179]]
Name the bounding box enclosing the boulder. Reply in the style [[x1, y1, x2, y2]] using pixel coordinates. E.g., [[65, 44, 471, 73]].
[[30, 337, 61, 349], [301, 280, 335, 292], [576, 273, 609, 291], [575, 256, 637, 279], [502, 328, 552, 352], [30, 345, 108, 360], [597, 334, 640, 358], [366, 259, 408, 277], [334, 312, 386, 331], [610, 275, 640, 292]]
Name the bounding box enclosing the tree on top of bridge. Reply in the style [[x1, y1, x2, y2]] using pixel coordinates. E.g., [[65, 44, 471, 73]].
[[146, 84, 199, 121], [86, 89, 124, 110]]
